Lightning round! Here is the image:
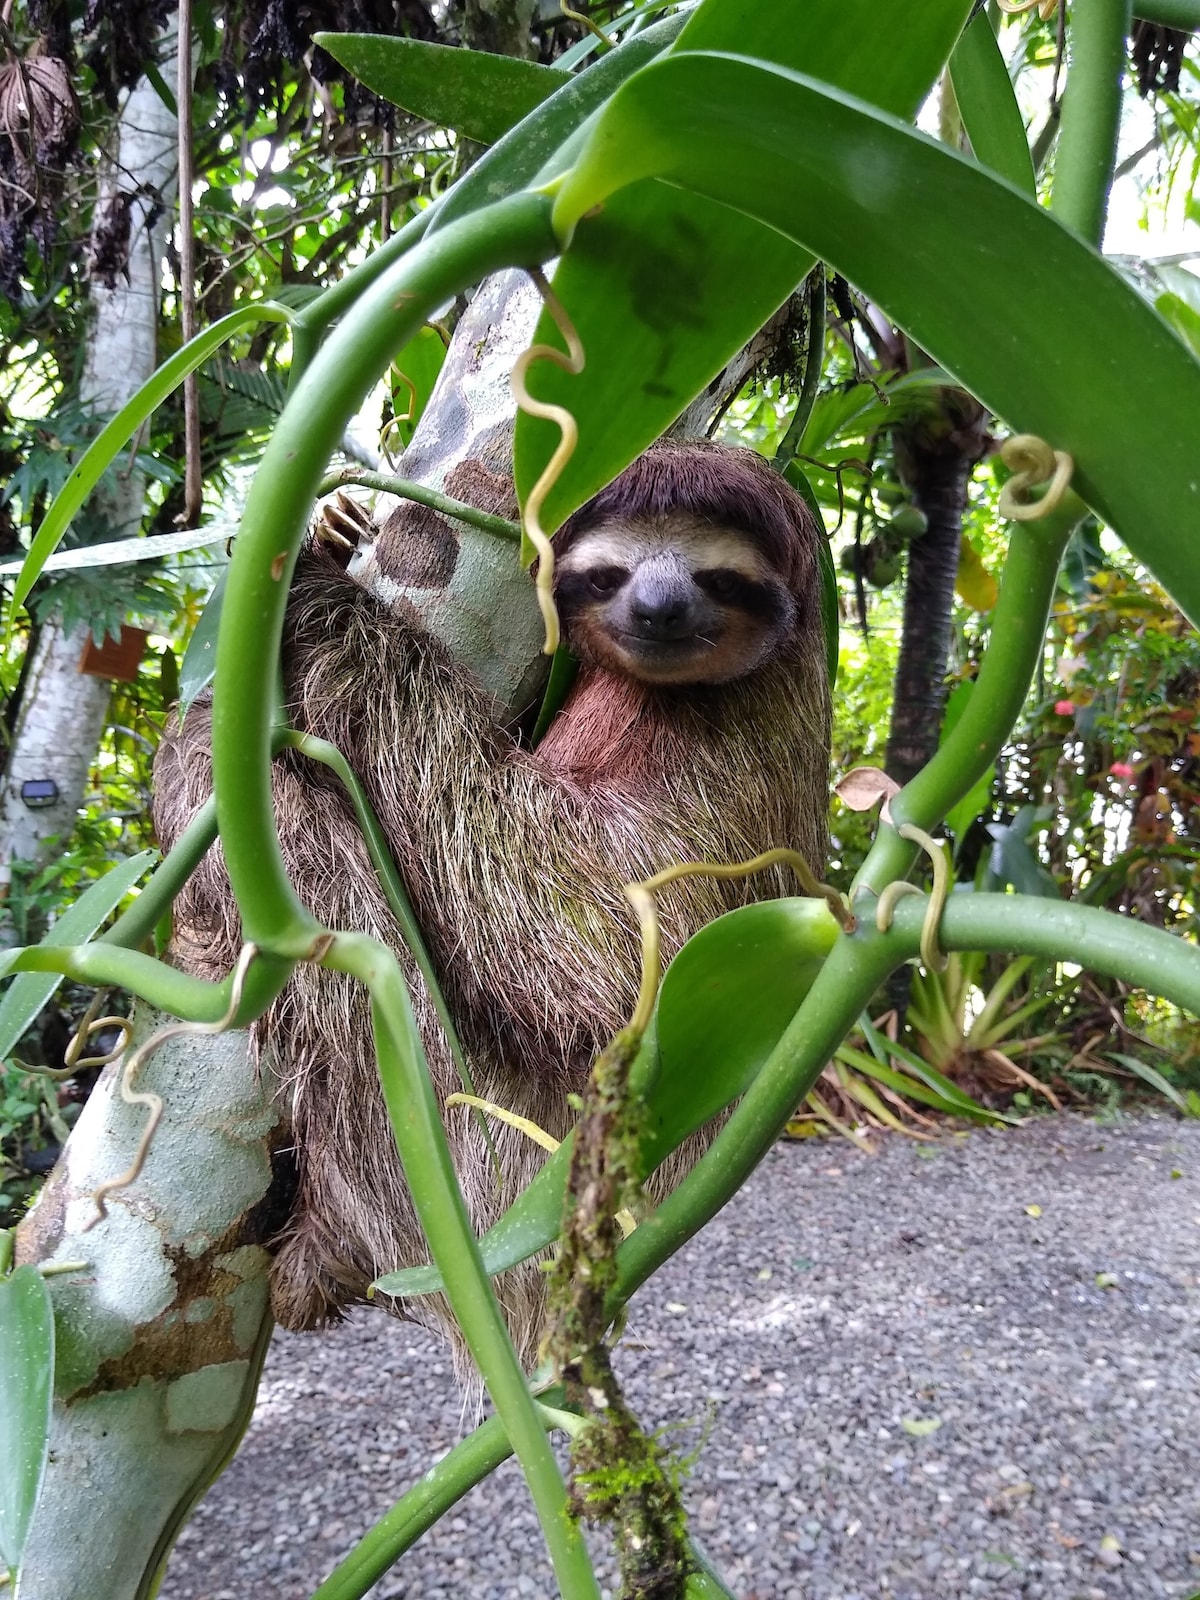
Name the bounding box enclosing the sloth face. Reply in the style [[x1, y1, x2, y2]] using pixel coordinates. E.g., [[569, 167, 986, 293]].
[[553, 518, 797, 686]]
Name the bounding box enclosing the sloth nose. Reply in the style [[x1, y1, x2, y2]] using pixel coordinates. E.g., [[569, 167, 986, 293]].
[[628, 573, 698, 641]]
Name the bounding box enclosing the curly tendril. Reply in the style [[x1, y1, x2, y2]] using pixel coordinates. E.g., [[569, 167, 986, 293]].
[[624, 847, 853, 1037], [510, 270, 585, 654], [997, 432, 1074, 522], [86, 943, 260, 1227], [874, 822, 953, 974]]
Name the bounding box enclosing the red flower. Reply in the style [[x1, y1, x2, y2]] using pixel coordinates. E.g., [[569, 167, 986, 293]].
[[1054, 700, 1075, 716], [1109, 761, 1134, 780]]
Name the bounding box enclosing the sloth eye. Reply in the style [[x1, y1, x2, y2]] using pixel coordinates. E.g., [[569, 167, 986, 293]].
[[702, 568, 745, 602], [587, 566, 626, 598]]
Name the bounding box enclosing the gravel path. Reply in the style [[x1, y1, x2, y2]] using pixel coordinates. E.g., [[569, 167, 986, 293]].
[[161, 1113, 1200, 1600]]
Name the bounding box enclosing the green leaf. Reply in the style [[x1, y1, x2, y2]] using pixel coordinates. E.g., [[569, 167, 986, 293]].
[[530, 645, 580, 746], [515, 0, 974, 530], [9, 305, 290, 621], [0, 851, 157, 1062], [835, 1042, 1003, 1122], [389, 325, 448, 453], [647, 898, 838, 1164], [782, 460, 838, 686], [857, 1014, 1016, 1121], [948, 11, 1036, 195], [374, 1134, 574, 1301], [672, 0, 969, 109], [1107, 1051, 1188, 1112], [314, 34, 564, 146], [429, 12, 688, 238], [517, 187, 806, 537], [0, 1264, 54, 1581], [179, 567, 228, 712], [799, 369, 951, 461], [942, 682, 995, 842], [159, 643, 180, 707], [986, 808, 1059, 898], [1156, 291, 1200, 360], [550, 53, 1200, 627]]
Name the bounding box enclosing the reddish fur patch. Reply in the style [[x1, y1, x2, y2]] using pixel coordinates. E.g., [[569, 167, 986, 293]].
[[536, 667, 689, 788]]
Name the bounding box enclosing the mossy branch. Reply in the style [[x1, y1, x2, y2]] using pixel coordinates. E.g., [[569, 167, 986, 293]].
[[545, 1027, 692, 1600]]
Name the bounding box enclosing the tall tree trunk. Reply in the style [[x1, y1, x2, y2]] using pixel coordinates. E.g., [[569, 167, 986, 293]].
[[0, 26, 180, 908], [884, 390, 989, 786]]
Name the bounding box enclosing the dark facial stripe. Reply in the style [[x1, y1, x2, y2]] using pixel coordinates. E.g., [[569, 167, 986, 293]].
[[555, 568, 615, 617], [694, 570, 791, 623]]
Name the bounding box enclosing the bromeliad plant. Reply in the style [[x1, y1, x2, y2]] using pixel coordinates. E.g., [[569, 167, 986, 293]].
[[3, 2, 1200, 1597]]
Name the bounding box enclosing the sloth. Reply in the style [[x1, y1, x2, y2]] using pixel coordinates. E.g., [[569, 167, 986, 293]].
[[153, 438, 831, 1354]]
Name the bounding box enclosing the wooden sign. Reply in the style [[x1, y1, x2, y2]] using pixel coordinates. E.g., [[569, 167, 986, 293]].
[[78, 625, 149, 682]]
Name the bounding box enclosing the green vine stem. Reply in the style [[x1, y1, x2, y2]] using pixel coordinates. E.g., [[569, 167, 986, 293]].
[[314, 466, 522, 542], [324, 931, 601, 1600], [611, 889, 1199, 1316], [1135, 0, 1200, 21], [773, 267, 826, 473], [283, 732, 494, 1157], [0, 941, 291, 1026], [884, 893, 1200, 1012], [853, 487, 1086, 897], [313, 1390, 738, 1600], [1052, 0, 1132, 245], [102, 797, 218, 951], [312, 1395, 573, 1600], [289, 211, 432, 382], [210, 191, 559, 956]]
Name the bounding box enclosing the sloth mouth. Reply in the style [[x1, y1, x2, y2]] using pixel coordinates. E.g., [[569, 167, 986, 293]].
[[616, 630, 718, 653], [613, 630, 722, 685]]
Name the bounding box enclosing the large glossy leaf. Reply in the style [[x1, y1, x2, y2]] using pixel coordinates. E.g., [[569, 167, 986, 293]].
[[514, 0, 974, 529], [428, 12, 687, 237], [314, 35, 564, 146], [0, 850, 156, 1062], [550, 54, 1200, 628], [377, 897, 839, 1299], [645, 899, 838, 1165], [0, 1265, 54, 1581], [949, 11, 1036, 195]]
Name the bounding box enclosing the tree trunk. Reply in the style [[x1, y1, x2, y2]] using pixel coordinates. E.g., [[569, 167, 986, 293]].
[[14, 1011, 280, 1600], [460, 0, 538, 59], [350, 269, 547, 719], [884, 390, 989, 787], [0, 25, 180, 907]]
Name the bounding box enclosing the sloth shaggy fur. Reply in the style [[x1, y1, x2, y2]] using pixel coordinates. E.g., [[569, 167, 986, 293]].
[[152, 440, 831, 1360]]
